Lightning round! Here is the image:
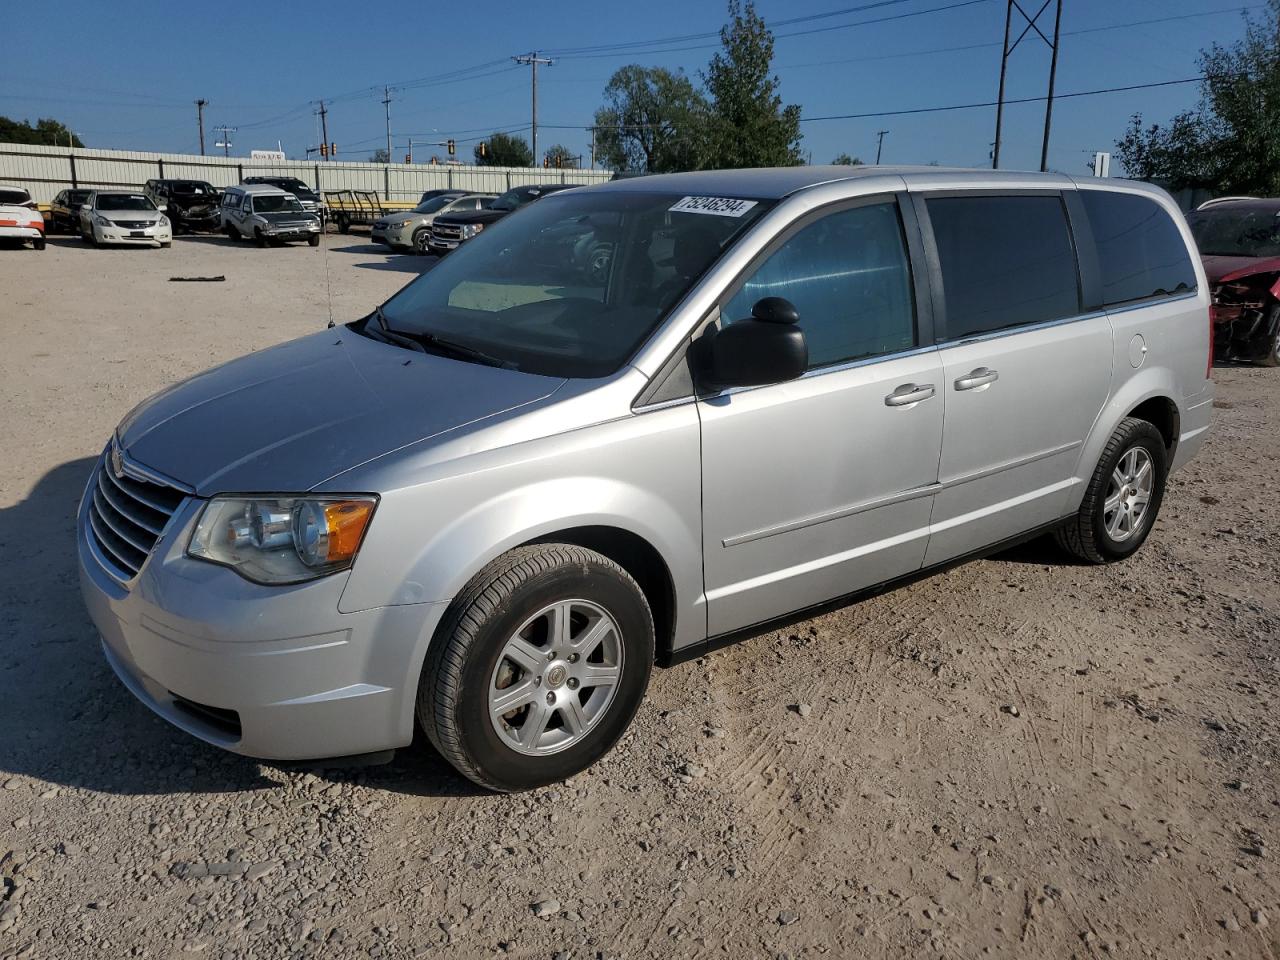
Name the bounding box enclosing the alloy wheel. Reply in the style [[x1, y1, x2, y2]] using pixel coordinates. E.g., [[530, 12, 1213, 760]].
[[487, 599, 624, 756], [1103, 446, 1154, 543]]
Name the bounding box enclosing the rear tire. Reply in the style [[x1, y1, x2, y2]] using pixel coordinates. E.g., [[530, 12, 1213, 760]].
[[33, 236, 45, 250], [337, 215, 350, 234], [418, 544, 654, 793], [1055, 417, 1168, 564]]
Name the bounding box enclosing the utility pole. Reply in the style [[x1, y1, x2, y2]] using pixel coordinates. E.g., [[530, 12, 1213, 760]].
[[513, 52, 554, 165], [1039, 0, 1064, 173], [588, 126, 596, 169], [317, 101, 330, 161], [195, 99, 208, 155], [213, 125, 235, 158], [875, 130, 889, 164], [381, 86, 393, 162], [992, 0, 1064, 171]]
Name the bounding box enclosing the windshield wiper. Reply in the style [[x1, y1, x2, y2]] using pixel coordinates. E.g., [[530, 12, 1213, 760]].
[[372, 307, 517, 369]]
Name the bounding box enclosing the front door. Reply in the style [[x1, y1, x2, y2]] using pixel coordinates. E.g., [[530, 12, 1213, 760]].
[[918, 192, 1113, 566], [699, 196, 944, 637]]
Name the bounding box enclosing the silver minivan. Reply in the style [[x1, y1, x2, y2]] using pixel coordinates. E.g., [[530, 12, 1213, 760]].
[[78, 167, 1213, 791]]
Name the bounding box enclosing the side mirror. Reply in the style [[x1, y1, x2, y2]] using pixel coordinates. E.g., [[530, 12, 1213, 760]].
[[79, 203, 90, 212], [158, 204, 168, 213], [697, 297, 807, 390]]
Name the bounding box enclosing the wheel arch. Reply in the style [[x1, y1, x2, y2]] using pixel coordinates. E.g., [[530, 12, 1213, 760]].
[[1072, 368, 1181, 510], [522, 525, 678, 664]]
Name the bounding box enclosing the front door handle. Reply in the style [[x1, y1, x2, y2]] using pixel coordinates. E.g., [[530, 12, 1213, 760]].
[[954, 367, 999, 391], [884, 383, 936, 407]]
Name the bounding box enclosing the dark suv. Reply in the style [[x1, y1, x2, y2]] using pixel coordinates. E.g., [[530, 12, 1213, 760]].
[[242, 177, 325, 221], [144, 180, 223, 233], [425, 183, 580, 256]]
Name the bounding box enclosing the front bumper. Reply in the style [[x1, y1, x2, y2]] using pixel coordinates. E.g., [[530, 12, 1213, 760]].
[[95, 223, 171, 245], [76, 465, 447, 760], [262, 223, 321, 243], [371, 225, 412, 247]]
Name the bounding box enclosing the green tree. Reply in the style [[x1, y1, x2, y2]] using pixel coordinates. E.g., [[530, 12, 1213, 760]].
[[832, 152, 862, 165], [593, 65, 709, 173], [0, 115, 84, 147], [370, 148, 391, 163], [702, 0, 803, 168], [1115, 2, 1280, 193], [475, 132, 533, 167], [543, 144, 579, 169]]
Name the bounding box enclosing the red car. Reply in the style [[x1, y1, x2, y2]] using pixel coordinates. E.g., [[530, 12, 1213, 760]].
[[1186, 197, 1280, 366]]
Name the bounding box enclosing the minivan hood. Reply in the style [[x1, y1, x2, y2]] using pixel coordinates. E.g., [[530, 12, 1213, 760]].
[[117, 328, 565, 495]]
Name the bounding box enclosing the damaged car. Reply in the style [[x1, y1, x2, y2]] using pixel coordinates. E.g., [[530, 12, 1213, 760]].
[[1187, 197, 1280, 366], [145, 180, 223, 233]]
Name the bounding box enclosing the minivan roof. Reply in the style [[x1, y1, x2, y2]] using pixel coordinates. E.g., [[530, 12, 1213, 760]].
[[589, 165, 1165, 201]]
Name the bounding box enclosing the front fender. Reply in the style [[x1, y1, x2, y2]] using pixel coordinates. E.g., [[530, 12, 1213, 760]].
[[336, 403, 705, 645]]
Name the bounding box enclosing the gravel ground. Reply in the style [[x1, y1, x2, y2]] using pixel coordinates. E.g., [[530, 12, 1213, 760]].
[[1, 233, 1278, 959]]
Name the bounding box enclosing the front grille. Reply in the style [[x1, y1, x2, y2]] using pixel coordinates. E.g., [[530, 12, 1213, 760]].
[[113, 220, 153, 229], [433, 223, 462, 241], [372, 220, 388, 230], [87, 450, 187, 581], [171, 694, 242, 738]]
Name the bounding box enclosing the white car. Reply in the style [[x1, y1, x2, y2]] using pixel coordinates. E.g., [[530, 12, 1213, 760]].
[[0, 187, 46, 250], [79, 191, 172, 248]]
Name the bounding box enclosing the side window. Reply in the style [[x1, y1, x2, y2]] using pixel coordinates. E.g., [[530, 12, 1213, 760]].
[[241, 195, 252, 212], [724, 201, 916, 369], [927, 194, 1080, 339], [1080, 190, 1197, 305]]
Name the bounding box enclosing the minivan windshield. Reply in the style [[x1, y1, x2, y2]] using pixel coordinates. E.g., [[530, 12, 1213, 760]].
[[377, 191, 771, 377], [1188, 204, 1280, 258], [253, 195, 304, 213]]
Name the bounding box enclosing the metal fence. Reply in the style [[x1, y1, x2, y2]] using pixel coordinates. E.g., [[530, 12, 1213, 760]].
[[0, 142, 613, 204]]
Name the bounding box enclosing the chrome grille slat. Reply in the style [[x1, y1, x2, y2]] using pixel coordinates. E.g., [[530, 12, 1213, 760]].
[[85, 447, 187, 584], [96, 470, 163, 534], [92, 488, 154, 555], [88, 506, 146, 573], [102, 462, 183, 514]]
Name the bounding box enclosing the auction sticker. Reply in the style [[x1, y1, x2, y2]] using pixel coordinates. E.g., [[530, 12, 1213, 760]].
[[669, 196, 758, 217]]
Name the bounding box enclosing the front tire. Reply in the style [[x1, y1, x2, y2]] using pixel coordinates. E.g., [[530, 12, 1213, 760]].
[[308, 233, 320, 247], [1055, 417, 1168, 563], [1260, 305, 1280, 367], [418, 544, 654, 792]]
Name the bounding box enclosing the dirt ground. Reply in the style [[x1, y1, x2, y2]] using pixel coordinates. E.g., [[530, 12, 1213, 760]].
[[0, 231, 1277, 960]]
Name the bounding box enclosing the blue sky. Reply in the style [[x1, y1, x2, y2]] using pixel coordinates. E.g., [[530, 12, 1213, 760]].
[[0, 0, 1261, 174]]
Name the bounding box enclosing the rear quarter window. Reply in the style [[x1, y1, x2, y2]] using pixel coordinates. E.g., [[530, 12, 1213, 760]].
[[1080, 190, 1197, 306]]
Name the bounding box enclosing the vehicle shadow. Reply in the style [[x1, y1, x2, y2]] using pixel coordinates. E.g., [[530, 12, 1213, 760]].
[[351, 256, 439, 274], [0, 456, 478, 798]]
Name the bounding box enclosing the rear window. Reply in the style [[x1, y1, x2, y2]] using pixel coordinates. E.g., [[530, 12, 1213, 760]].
[[927, 194, 1080, 339], [1081, 191, 1197, 305]]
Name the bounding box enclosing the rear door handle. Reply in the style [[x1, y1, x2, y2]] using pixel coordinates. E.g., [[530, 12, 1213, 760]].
[[884, 383, 936, 407], [954, 367, 999, 391]]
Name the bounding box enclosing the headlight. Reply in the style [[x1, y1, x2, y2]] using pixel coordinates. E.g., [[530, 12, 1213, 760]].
[[158, 215, 170, 227], [188, 495, 377, 584], [94, 215, 111, 227], [461, 223, 484, 239]]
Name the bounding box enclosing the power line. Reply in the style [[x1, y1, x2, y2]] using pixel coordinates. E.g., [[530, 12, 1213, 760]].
[[549, 0, 994, 61]]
